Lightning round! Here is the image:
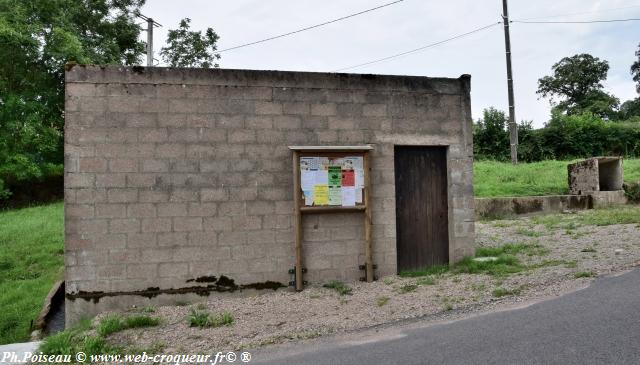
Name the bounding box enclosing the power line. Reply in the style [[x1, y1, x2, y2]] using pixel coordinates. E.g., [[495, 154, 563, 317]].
[[332, 22, 501, 72], [218, 0, 405, 53], [512, 18, 640, 24], [514, 4, 640, 22]]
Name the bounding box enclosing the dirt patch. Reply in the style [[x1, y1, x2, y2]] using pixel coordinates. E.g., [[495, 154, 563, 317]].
[[99, 215, 640, 354]]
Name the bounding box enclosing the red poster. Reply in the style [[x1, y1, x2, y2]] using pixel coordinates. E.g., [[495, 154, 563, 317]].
[[342, 170, 355, 187]]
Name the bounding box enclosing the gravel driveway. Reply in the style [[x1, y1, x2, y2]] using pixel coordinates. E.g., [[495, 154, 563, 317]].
[[104, 210, 640, 354]]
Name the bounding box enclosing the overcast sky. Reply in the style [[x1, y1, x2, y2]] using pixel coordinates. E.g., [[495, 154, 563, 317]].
[[140, 0, 640, 127]]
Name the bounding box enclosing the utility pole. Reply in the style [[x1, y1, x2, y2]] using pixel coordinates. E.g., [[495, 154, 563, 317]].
[[146, 17, 154, 67], [502, 0, 518, 164], [136, 14, 161, 67]]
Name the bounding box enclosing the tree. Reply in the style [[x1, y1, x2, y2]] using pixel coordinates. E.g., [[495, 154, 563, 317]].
[[160, 18, 220, 68], [632, 43, 640, 94], [0, 0, 146, 198], [537, 54, 619, 119], [473, 108, 510, 160], [620, 98, 640, 120]]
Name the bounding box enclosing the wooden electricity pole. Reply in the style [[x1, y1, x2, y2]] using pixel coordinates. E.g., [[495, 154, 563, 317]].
[[502, 0, 518, 164]]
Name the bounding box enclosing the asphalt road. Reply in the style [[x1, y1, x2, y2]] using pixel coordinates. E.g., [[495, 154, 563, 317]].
[[251, 268, 640, 365]]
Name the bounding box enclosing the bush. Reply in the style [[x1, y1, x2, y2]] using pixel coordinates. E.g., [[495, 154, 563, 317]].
[[624, 182, 640, 203], [474, 108, 640, 162]]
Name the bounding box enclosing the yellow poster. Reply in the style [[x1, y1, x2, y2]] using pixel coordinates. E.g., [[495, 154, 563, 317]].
[[313, 185, 329, 205]]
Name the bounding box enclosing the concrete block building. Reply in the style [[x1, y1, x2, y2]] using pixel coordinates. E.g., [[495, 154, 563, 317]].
[[64, 66, 475, 323]]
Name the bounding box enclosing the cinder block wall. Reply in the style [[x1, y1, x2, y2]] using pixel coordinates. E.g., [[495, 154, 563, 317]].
[[64, 66, 475, 322]]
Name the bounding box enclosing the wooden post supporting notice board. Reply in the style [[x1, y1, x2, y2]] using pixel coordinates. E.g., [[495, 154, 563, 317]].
[[289, 145, 374, 291]]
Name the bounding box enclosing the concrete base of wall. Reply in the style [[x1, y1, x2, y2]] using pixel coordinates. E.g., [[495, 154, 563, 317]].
[[65, 288, 286, 327], [475, 195, 591, 219], [591, 190, 628, 208], [475, 191, 628, 219]]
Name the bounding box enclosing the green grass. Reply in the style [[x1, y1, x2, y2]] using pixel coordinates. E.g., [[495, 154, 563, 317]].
[[187, 309, 234, 328], [397, 284, 418, 294], [97, 314, 161, 337], [492, 286, 523, 298], [0, 202, 64, 344], [474, 159, 640, 197], [39, 318, 121, 356], [376, 296, 390, 307], [416, 276, 436, 285], [40, 314, 160, 356], [574, 271, 596, 278], [532, 206, 640, 229], [476, 242, 549, 258], [398, 264, 449, 278], [323, 280, 353, 296], [452, 255, 524, 277]]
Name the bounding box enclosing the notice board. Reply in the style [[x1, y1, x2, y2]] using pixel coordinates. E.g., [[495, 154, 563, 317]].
[[289, 146, 374, 290]]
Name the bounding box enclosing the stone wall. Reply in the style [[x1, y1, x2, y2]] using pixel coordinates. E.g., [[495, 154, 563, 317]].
[[64, 66, 475, 323]]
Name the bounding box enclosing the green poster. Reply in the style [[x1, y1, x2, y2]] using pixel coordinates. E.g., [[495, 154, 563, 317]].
[[328, 166, 342, 186], [328, 187, 342, 205]]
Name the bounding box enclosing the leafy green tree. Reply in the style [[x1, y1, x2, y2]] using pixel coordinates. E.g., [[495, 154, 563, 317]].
[[620, 98, 640, 120], [632, 43, 640, 94], [160, 18, 220, 68], [473, 108, 510, 161], [537, 54, 619, 119], [0, 0, 146, 198]]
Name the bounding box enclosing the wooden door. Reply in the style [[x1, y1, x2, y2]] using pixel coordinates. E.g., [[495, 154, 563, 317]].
[[394, 146, 449, 272]]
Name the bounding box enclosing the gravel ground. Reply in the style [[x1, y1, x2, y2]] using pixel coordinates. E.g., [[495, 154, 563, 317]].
[[103, 212, 640, 354]]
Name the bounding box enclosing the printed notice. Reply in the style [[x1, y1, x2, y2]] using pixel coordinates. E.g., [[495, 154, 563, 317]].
[[355, 169, 365, 188], [315, 170, 329, 186], [303, 190, 314, 206], [300, 157, 319, 171], [355, 188, 363, 203], [341, 170, 355, 187], [313, 185, 328, 205], [344, 156, 363, 170], [341, 187, 356, 207], [328, 166, 342, 186], [328, 187, 342, 205], [301, 170, 316, 191]]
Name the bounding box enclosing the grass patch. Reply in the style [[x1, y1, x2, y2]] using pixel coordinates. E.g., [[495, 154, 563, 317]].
[[376, 296, 390, 307], [97, 314, 161, 337], [515, 228, 543, 237], [476, 243, 549, 257], [452, 255, 524, 277], [39, 318, 121, 356], [532, 206, 640, 229], [323, 281, 352, 296], [474, 159, 640, 197], [398, 264, 449, 278], [397, 284, 418, 294], [581, 247, 597, 253], [140, 306, 156, 313], [492, 286, 523, 297], [527, 260, 565, 269], [574, 271, 596, 278], [416, 276, 436, 286], [187, 309, 234, 328], [0, 202, 64, 344]]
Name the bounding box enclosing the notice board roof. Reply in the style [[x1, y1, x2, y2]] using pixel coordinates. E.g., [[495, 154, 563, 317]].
[[288, 145, 374, 152]]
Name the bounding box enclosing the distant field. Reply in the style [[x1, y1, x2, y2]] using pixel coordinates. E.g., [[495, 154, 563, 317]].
[[474, 159, 640, 198], [0, 202, 64, 344]]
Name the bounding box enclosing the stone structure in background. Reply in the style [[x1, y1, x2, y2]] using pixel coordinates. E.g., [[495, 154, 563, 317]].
[[568, 157, 627, 208], [63, 66, 475, 325]]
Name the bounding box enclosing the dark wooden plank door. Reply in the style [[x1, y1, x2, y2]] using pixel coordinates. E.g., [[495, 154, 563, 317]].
[[394, 146, 449, 272]]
